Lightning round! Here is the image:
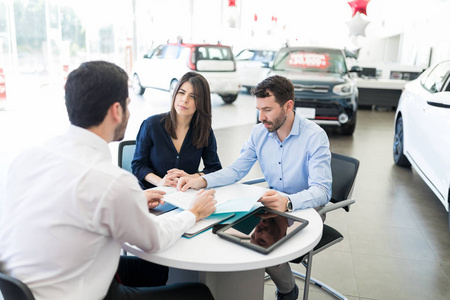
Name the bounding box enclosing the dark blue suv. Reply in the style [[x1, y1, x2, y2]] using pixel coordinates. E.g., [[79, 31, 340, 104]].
[[267, 46, 361, 135]]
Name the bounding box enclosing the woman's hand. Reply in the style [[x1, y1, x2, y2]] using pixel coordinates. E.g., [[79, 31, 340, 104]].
[[157, 174, 179, 187], [166, 168, 200, 187]]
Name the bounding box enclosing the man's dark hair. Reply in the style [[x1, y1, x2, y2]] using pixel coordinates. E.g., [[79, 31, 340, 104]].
[[252, 75, 294, 106], [65, 61, 129, 128]]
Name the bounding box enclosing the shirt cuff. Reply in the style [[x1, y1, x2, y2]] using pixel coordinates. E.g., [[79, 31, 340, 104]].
[[177, 210, 197, 229]]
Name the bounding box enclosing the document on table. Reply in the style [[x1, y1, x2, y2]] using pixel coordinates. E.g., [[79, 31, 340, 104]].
[[156, 208, 235, 238], [153, 183, 268, 214]]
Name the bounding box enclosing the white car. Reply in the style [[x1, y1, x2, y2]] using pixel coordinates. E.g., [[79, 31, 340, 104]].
[[235, 49, 276, 93], [393, 60, 450, 218], [132, 43, 241, 104]]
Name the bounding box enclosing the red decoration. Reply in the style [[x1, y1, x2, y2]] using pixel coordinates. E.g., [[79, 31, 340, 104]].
[[271, 16, 277, 22], [254, 14, 258, 22], [347, 0, 370, 17], [228, 0, 236, 7]]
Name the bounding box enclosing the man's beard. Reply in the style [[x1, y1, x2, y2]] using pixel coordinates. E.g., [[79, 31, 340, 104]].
[[113, 116, 128, 141], [263, 109, 287, 132]]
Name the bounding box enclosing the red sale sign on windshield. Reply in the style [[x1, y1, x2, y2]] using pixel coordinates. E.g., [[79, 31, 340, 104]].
[[288, 52, 329, 68]]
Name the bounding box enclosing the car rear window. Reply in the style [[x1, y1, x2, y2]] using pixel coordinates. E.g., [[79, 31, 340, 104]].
[[273, 48, 347, 74], [195, 46, 234, 61]]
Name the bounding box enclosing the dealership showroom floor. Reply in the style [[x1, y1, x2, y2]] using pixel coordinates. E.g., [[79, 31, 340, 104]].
[[210, 96, 450, 300], [1, 85, 450, 300]]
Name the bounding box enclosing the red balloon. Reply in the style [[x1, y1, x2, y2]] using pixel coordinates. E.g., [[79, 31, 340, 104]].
[[347, 0, 371, 17]]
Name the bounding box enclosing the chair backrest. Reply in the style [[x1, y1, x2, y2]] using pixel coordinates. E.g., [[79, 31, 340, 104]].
[[330, 152, 360, 210], [0, 273, 35, 300], [118, 140, 136, 173]]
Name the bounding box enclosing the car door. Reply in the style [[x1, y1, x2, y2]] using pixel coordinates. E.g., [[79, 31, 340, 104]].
[[420, 74, 450, 210], [406, 61, 450, 208], [138, 45, 165, 88], [139, 45, 182, 90]]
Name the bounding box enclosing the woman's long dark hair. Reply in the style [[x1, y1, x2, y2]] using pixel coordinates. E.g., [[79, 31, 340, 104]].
[[164, 72, 212, 148]]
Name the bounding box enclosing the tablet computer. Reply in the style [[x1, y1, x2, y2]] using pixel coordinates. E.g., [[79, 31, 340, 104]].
[[216, 207, 309, 254]]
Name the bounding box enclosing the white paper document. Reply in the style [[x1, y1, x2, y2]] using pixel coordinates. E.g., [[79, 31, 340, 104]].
[[153, 183, 268, 213], [156, 208, 235, 238]]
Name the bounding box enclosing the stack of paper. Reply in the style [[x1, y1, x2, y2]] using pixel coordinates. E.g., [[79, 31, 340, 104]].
[[154, 183, 268, 214]]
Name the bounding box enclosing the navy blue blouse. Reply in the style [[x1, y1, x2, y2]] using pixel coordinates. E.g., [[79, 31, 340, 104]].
[[132, 113, 222, 189]]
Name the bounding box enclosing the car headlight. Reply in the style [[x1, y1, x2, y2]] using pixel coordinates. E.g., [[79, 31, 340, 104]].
[[333, 83, 354, 96]]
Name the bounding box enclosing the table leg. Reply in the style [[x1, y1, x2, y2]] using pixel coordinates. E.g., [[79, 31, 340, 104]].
[[302, 250, 313, 300], [167, 268, 266, 300]]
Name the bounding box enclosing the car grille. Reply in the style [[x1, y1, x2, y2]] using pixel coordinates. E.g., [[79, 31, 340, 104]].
[[293, 83, 329, 93], [295, 100, 340, 120]]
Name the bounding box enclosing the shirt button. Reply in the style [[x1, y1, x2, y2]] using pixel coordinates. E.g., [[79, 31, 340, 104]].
[[279, 178, 282, 180], [278, 162, 281, 164], [280, 145, 283, 148]]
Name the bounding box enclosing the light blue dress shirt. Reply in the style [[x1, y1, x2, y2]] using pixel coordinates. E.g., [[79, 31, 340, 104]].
[[203, 113, 332, 210]]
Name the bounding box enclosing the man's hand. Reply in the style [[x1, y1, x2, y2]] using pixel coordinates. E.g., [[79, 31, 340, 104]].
[[177, 176, 207, 191], [259, 190, 288, 212], [143, 189, 166, 209], [189, 189, 216, 221]]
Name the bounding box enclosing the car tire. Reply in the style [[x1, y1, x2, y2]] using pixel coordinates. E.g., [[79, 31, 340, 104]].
[[220, 94, 238, 104], [169, 79, 178, 95], [340, 120, 356, 135], [393, 115, 411, 167], [132, 74, 145, 95]]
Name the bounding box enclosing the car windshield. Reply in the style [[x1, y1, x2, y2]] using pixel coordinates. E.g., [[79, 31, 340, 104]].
[[236, 50, 275, 62], [273, 48, 347, 74]]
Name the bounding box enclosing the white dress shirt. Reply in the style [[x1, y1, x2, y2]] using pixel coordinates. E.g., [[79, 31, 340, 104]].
[[0, 125, 196, 300]]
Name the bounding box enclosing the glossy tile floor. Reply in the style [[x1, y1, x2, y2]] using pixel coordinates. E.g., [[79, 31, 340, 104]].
[[1, 83, 450, 300], [211, 109, 450, 300]]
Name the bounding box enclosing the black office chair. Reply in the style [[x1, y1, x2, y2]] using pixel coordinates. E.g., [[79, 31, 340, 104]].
[[118, 140, 136, 173], [0, 272, 35, 300], [243, 152, 360, 300]]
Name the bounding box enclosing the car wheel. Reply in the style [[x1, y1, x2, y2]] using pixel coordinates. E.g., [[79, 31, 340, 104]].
[[220, 94, 238, 104], [340, 121, 356, 135], [132, 74, 145, 95], [393, 115, 411, 167], [169, 79, 178, 95]]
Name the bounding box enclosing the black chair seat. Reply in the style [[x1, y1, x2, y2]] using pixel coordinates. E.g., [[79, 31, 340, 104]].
[[290, 225, 343, 264], [0, 272, 35, 300]]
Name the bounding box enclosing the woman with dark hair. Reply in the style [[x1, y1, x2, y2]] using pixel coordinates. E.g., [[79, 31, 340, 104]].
[[132, 72, 222, 189]]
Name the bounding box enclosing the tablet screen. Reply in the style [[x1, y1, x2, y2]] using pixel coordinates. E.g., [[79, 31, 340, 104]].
[[217, 207, 309, 254]]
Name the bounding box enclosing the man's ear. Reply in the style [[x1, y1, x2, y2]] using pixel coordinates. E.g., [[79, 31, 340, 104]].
[[110, 102, 122, 123], [285, 99, 294, 112]]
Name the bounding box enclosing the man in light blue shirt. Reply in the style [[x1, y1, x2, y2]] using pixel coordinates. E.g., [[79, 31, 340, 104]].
[[178, 75, 332, 300]]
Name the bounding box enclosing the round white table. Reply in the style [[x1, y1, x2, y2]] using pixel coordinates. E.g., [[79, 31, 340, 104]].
[[123, 208, 323, 300]]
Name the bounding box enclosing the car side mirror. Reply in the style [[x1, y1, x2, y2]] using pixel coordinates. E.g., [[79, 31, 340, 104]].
[[349, 66, 363, 73], [427, 92, 450, 108]]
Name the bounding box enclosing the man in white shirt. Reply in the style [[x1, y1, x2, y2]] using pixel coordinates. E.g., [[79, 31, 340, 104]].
[[0, 61, 216, 300]]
